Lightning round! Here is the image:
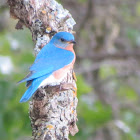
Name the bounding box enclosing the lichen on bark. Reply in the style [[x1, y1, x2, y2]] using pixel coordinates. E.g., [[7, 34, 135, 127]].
[[8, 0, 78, 139]]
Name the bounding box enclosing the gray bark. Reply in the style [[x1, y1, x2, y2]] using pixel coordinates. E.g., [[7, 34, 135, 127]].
[[8, 0, 78, 139]]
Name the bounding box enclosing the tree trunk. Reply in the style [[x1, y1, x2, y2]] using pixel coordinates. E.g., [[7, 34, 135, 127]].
[[8, 0, 78, 139]]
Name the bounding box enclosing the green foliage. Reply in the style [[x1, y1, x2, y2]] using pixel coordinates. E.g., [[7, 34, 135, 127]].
[[0, 25, 33, 140], [73, 75, 112, 140], [0, 76, 31, 140], [126, 28, 140, 46], [99, 66, 116, 79], [78, 0, 87, 4], [77, 75, 92, 98], [136, 2, 140, 16], [79, 101, 112, 127], [118, 85, 138, 101]]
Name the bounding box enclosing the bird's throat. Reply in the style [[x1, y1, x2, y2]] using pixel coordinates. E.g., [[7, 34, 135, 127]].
[[65, 44, 74, 51]]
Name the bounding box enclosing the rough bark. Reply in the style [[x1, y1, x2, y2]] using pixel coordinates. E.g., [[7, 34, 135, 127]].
[[8, 0, 78, 139]]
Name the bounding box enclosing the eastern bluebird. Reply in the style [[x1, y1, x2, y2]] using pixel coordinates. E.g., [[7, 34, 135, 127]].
[[18, 32, 76, 102]]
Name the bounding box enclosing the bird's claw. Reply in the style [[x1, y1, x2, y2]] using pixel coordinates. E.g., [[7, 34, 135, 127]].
[[60, 83, 77, 96]]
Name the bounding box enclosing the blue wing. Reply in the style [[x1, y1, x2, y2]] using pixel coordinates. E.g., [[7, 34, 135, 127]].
[[18, 44, 74, 83]]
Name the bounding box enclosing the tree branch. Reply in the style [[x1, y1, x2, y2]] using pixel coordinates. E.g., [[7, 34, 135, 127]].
[[78, 49, 140, 61], [8, 0, 78, 139]]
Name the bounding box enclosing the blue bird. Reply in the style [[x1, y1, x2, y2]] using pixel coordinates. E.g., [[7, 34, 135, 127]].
[[18, 32, 76, 102]]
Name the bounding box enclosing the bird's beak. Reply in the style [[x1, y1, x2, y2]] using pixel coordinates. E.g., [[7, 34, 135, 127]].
[[67, 40, 76, 45]]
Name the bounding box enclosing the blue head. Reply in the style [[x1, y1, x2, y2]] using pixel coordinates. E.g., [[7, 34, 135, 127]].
[[50, 32, 76, 48]]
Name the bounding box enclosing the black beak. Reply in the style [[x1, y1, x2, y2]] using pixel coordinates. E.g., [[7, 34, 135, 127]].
[[68, 40, 76, 45]]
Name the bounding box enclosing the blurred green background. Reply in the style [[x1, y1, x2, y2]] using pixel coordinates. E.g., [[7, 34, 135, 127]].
[[1, 0, 140, 140]]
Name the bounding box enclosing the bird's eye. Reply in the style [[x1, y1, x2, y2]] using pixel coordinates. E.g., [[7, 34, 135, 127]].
[[61, 38, 65, 42]]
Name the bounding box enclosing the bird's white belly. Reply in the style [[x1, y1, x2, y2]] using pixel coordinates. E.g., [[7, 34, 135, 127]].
[[38, 72, 68, 88]]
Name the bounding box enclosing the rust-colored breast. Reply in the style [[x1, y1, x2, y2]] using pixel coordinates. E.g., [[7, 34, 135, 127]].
[[53, 44, 76, 80]]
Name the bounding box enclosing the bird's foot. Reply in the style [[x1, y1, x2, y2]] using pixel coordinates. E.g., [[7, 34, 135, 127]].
[[60, 83, 77, 97], [44, 83, 77, 96]]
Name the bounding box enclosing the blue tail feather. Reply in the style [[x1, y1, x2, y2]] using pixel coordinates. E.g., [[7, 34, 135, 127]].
[[20, 74, 50, 103], [20, 87, 35, 102], [20, 81, 40, 102]]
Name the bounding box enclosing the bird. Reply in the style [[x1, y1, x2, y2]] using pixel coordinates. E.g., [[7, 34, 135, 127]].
[[18, 31, 76, 103]]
